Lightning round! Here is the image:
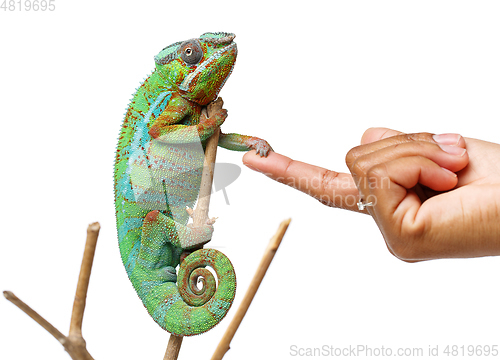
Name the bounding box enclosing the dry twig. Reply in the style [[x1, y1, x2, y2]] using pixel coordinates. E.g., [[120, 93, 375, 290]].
[[211, 218, 291, 360], [4, 222, 101, 360]]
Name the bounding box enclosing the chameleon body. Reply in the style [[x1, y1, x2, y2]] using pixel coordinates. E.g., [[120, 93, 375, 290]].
[[114, 32, 271, 336]]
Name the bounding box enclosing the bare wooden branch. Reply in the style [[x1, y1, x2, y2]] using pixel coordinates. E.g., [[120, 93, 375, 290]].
[[64, 336, 94, 360], [193, 97, 223, 227], [211, 218, 292, 360], [163, 334, 183, 360], [164, 98, 224, 360], [4, 222, 100, 360], [70, 222, 100, 337], [3, 290, 67, 343]]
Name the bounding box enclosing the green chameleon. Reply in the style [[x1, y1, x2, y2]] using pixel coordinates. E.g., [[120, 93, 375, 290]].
[[114, 32, 272, 336]]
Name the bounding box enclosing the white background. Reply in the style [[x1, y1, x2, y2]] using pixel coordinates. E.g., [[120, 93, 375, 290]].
[[1, 1, 500, 359]]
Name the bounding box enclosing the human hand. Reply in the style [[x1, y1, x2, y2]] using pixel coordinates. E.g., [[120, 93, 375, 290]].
[[242, 128, 500, 261]]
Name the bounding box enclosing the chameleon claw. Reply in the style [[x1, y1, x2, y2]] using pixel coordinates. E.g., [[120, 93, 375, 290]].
[[186, 207, 195, 218], [186, 208, 216, 225], [207, 217, 218, 225], [248, 138, 272, 158], [207, 97, 224, 114]]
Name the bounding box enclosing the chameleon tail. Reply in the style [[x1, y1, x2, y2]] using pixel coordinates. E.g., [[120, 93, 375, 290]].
[[150, 248, 236, 336]]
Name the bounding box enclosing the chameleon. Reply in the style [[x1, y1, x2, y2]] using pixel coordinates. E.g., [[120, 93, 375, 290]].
[[113, 32, 272, 336]]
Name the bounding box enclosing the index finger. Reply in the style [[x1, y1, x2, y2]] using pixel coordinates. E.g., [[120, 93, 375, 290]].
[[242, 151, 366, 213]]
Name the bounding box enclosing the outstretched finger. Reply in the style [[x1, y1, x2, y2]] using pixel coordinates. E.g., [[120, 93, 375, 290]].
[[242, 151, 365, 212]]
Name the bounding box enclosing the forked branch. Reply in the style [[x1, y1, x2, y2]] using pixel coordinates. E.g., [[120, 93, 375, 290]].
[[4, 222, 101, 360]]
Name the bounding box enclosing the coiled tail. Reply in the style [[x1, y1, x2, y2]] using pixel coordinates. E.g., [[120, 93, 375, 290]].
[[147, 248, 236, 336]]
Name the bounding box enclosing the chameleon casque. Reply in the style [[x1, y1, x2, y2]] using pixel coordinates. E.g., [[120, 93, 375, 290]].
[[114, 32, 271, 336]]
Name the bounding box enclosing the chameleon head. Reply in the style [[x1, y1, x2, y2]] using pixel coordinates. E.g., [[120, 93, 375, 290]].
[[154, 32, 237, 106]]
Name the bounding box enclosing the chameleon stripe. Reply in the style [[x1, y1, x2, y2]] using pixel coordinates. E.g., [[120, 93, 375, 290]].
[[180, 42, 237, 91]]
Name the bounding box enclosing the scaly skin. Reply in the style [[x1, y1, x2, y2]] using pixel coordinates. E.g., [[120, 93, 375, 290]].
[[114, 32, 271, 336]]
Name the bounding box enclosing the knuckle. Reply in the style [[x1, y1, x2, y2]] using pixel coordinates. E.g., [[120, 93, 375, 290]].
[[404, 133, 420, 142], [279, 158, 294, 185], [401, 132, 433, 143], [345, 146, 364, 168], [386, 222, 427, 261], [319, 169, 340, 193], [389, 240, 418, 261], [365, 163, 388, 179], [365, 164, 389, 188], [351, 156, 377, 177], [350, 158, 365, 176]]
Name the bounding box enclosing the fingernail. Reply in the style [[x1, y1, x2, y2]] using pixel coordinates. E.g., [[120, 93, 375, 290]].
[[432, 133, 462, 146], [437, 143, 467, 156], [441, 167, 458, 177]]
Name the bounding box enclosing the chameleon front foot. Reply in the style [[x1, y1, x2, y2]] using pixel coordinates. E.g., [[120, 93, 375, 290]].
[[206, 217, 217, 225], [186, 207, 217, 225], [249, 138, 273, 157]]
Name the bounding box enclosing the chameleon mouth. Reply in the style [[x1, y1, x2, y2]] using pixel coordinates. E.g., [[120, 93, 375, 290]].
[[179, 41, 237, 92]]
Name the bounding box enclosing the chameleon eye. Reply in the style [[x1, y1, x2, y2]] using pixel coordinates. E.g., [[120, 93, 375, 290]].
[[180, 40, 203, 65]]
